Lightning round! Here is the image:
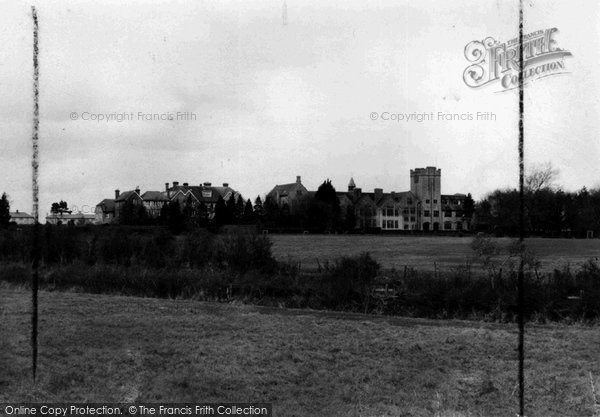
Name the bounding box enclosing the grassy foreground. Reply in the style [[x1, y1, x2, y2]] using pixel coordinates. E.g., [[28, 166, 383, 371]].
[[1, 284, 599, 417]]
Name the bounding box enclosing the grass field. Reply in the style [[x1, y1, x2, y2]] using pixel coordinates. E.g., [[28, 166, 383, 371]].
[[2, 284, 599, 416], [271, 235, 600, 272]]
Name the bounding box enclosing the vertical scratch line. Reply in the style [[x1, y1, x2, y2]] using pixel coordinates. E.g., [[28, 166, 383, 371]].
[[31, 5, 40, 382], [517, 0, 525, 415]]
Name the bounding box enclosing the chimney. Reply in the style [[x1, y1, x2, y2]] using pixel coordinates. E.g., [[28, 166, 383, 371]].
[[115, 189, 120, 199], [165, 182, 169, 192], [222, 183, 229, 187], [183, 182, 188, 187], [173, 181, 179, 187], [135, 186, 140, 195], [296, 175, 301, 184], [203, 182, 212, 187], [354, 188, 362, 198], [374, 188, 383, 201]]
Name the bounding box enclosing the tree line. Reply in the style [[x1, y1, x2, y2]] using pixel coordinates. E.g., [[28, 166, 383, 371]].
[[474, 163, 600, 237]]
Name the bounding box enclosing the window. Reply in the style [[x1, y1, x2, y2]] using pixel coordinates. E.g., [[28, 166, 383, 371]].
[[394, 220, 398, 228], [433, 210, 439, 217], [394, 208, 399, 216], [425, 199, 430, 204], [433, 199, 437, 204], [424, 210, 430, 217], [404, 224, 408, 230], [444, 222, 452, 230], [386, 207, 394, 216], [411, 216, 416, 222], [407, 198, 413, 205], [444, 211, 452, 217], [404, 215, 409, 222], [456, 222, 463, 230], [382, 221, 386, 229]]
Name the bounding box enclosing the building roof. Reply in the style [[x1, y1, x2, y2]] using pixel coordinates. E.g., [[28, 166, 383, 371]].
[[268, 182, 305, 197], [10, 211, 33, 219], [96, 199, 115, 212], [46, 213, 95, 220], [141, 191, 169, 201], [115, 190, 141, 202], [336, 190, 419, 207], [168, 184, 241, 204]]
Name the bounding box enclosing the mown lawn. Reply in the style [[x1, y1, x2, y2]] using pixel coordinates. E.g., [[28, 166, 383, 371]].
[[271, 235, 600, 272], [1, 284, 599, 416]]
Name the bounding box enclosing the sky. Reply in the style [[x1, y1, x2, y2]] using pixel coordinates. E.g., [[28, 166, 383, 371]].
[[0, 0, 598, 217]]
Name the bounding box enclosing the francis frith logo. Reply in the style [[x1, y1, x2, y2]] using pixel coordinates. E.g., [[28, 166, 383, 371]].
[[463, 28, 572, 92]]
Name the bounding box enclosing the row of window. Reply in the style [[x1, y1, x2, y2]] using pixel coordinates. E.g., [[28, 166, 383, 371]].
[[445, 222, 463, 230], [381, 220, 418, 230], [424, 210, 463, 218], [424, 198, 463, 205], [382, 207, 418, 217], [382, 221, 464, 229]]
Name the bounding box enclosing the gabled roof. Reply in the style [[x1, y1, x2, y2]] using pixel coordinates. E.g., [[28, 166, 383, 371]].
[[268, 182, 306, 197], [115, 190, 142, 202], [96, 199, 115, 212], [213, 186, 241, 202], [141, 191, 169, 201], [188, 186, 220, 203], [338, 190, 420, 208]]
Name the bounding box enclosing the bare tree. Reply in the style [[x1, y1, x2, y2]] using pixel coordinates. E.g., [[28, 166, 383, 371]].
[[525, 161, 560, 192]]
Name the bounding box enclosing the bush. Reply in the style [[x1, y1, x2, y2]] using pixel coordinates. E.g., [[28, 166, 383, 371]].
[[318, 252, 380, 310]]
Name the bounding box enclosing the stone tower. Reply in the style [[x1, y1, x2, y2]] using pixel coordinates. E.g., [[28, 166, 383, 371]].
[[410, 167, 442, 231]]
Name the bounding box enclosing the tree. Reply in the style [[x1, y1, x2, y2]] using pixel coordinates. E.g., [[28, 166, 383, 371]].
[[463, 193, 475, 229], [525, 161, 559, 193], [262, 195, 281, 228], [50, 200, 70, 214], [165, 200, 185, 233], [254, 196, 263, 218], [235, 195, 245, 223], [119, 199, 148, 226], [214, 196, 228, 226], [313, 179, 341, 231], [463, 193, 474, 218], [226, 194, 237, 224], [244, 199, 254, 223], [0, 193, 10, 228]]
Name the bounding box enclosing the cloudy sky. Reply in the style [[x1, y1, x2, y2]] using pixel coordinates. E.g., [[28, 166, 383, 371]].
[[1, 0, 598, 217]]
